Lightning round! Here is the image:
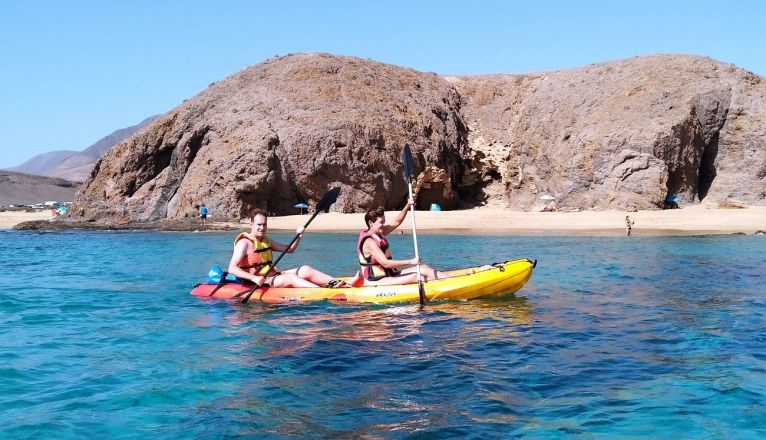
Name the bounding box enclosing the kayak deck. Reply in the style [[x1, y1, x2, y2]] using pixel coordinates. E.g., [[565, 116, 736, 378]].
[[191, 258, 536, 304]]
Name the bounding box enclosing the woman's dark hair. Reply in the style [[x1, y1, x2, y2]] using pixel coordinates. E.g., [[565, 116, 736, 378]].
[[364, 207, 385, 228]]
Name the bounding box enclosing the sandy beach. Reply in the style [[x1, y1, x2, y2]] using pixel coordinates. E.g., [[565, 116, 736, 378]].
[[264, 204, 766, 236], [0, 210, 55, 229], [3, 205, 764, 235]]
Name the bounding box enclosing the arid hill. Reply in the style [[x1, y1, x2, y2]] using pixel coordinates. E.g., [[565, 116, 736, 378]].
[[8, 116, 159, 182], [73, 53, 765, 223], [0, 171, 79, 205]]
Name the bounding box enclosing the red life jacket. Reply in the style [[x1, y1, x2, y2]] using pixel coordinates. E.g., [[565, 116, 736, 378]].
[[357, 230, 394, 281]]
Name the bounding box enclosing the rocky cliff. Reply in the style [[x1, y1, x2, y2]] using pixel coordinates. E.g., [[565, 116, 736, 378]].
[[452, 55, 765, 210], [73, 53, 765, 222]]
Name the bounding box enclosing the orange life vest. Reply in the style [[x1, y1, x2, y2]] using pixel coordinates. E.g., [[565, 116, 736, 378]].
[[235, 232, 275, 276]]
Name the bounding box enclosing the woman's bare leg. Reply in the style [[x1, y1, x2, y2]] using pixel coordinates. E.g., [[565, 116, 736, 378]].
[[362, 272, 420, 286], [399, 263, 446, 280]]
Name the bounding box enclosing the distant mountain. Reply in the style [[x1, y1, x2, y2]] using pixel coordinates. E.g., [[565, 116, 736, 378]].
[[8, 150, 79, 175], [6, 115, 160, 182], [0, 170, 79, 206]]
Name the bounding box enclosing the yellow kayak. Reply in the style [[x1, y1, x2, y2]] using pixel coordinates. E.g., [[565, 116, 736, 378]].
[[191, 259, 536, 304]]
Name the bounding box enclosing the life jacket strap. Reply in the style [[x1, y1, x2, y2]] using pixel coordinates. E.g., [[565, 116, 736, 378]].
[[239, 260, 273, 270]]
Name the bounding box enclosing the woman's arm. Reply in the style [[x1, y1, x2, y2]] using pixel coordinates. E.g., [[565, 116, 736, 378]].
[[382, 197, 414, 236], [363, 239, 418, 269]]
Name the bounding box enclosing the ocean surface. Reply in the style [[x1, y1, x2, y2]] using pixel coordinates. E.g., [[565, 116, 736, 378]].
[[1, 229, 765, 439]]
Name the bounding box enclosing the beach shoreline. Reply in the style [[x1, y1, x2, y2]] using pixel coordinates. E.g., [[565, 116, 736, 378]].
[[263, 205, 766, 236], [4, 205, 765, 236], [1, 210, 56, 229]]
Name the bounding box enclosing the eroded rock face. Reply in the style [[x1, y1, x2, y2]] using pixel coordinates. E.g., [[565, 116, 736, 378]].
[[451, 54, 765, 210], [74, 53, 765, 221], [75, 54, 467, 221]]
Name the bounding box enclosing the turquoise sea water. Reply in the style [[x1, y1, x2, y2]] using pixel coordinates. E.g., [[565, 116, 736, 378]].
[[1, 229, 765, 439]]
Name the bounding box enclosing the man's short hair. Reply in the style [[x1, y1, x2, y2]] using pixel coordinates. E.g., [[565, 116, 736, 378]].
[[250, 208, 268, 221]]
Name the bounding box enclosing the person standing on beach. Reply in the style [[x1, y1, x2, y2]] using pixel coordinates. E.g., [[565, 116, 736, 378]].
[[199, 204, 208, 227], [625, 215, 634, 236], [357, 197, 445, 285], [227, 209, 357, 288]]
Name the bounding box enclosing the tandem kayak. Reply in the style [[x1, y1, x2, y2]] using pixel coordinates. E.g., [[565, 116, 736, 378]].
[[190, 258, 536, 304]]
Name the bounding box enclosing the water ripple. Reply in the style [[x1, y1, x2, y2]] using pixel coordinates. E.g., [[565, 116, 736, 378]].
[[1, 232, 765, 438]]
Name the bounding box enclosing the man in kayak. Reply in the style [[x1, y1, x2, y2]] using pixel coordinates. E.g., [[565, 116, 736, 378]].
[[227, 209, 354, 288], [357, 197, 445, 285]]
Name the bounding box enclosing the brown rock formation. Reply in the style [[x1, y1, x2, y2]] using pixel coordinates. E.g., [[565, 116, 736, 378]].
[[452, 54, 765, 210], [73, 53, 765, 222], [75, 54, 467, 222]]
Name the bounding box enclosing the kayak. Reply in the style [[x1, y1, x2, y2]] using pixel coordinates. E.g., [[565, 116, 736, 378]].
[[190, 258, 536, 304]]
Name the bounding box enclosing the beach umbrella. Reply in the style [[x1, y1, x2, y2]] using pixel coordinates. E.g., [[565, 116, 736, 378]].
[[294, 203, 310, 214]]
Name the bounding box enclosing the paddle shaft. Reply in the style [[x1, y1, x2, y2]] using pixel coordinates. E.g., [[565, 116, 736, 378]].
[[406, 179, 426, 304], [241, 187, 340, 303], [268, 210, 318, 271], [402, 144, 426, 305]]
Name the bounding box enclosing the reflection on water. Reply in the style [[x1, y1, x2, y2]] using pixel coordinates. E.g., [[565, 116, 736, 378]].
[[191, 296, 538, 438], [218, 297, 534, 363]]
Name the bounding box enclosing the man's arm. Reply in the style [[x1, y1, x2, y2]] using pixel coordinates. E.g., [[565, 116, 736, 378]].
[[268, 227, 305, 254], [227, 240, 263, 284]]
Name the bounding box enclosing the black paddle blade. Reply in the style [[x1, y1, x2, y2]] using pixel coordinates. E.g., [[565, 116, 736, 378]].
[[315, 186, 341, 213], [403, 144, 413, 181]]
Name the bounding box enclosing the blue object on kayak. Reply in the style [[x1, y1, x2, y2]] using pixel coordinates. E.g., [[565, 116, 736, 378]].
[[207, 266, 242, 284]]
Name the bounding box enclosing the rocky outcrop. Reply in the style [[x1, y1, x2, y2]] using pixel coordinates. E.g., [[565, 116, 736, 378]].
[[451, 55, 765, 210], [73, 53, 765, 222], [75, 54, 467, 221]]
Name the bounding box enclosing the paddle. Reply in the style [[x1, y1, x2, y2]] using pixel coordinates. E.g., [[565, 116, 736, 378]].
[[239, 186, 342, 303], [403, 144, 427, 305]]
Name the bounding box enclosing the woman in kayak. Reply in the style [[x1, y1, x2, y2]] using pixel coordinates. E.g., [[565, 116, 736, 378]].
[[228, 209, 357, 288], [357, 197, 445, 286]]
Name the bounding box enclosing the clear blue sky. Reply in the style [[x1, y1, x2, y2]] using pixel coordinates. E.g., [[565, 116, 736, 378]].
[[1, 0, 764, 169]]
